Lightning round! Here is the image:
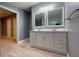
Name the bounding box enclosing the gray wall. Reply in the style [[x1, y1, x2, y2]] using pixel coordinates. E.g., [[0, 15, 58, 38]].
[[28, 12, 32, 37], [23, 11, 30, 39], [0, 2, 29, 41], [32, 2, 79, 56], [65, 2, 79, 57], [0, 19, 1, 38], [32, 2, 65, 29], [32, 2, 70, 31]]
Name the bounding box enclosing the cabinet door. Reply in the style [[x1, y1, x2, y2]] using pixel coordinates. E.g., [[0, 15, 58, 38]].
[[36, 33, 44, 48], [49, 33, 55, 50], [44, 33, 54, 50], [30, 32, 36, 46]]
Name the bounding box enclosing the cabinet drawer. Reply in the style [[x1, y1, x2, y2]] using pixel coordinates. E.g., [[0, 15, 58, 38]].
[[55, 33, 67, 37], [37, 32, 49, 35], [55, 43, 66, 52], [55, 36, 66, 43], [37, 32, 49, 37]]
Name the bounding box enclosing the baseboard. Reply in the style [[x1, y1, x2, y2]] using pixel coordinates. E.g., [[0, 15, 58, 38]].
[[67, 53, 70, 57], [17, 39, 29, 43]]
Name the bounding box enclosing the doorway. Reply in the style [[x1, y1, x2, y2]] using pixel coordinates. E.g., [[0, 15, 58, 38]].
[[0, 7, 17, 42]]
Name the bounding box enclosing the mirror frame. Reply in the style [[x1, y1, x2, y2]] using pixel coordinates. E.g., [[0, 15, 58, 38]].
[[47, 7, 64, 27], [34, 12, 46, 28], [33, 7, 64, 28]]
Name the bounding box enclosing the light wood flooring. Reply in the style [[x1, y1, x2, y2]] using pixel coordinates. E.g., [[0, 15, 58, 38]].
[[0, 38, 65, 57]]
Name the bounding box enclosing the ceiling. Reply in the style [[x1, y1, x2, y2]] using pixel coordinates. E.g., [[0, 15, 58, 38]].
[[0, 2, 40, 18], [0, 7, 15, 18], [6, 2, 40, 10]]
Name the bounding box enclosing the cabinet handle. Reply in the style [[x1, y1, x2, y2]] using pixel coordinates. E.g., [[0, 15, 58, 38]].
[[42, 37, 46, 39], [59, 40, 63, 42]]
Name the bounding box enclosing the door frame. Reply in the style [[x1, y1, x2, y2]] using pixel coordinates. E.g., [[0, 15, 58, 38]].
[[0, 5, 19, 43]]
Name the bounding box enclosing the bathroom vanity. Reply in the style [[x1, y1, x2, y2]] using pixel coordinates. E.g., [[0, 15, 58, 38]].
[[30, 31, 68, 55], [30, 3, 68, 55]]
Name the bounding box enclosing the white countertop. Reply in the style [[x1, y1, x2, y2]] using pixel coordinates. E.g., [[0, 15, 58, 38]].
[[31, 29, 68, 32]]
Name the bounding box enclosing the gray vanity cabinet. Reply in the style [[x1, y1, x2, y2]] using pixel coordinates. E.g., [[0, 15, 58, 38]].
[[30, 32, 36, 46], [36, 32, 45, 48], [37, 32, 54, 50], [30, 31, 67, 55], [54, 32, 67, 54], [43, 33, 54, 50]]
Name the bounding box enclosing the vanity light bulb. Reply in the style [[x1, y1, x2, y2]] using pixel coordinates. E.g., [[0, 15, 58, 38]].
[[40, 8, 44, 12], [40, 5, 54, 11], [48, 5, 53, 10], [44, 6, 48, 11]]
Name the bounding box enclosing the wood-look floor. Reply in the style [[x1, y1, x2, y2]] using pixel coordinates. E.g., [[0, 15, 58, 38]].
[[0, 38, 64, 57]]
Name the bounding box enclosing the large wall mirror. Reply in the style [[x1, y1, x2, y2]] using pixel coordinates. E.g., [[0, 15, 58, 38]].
[[34, 7, 64, 28], [35, 13, 45, 27], [47, 7, 64, 27]]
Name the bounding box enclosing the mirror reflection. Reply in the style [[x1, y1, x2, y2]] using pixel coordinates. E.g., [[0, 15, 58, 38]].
[[35, 13, 45, 26], [48, 8, 63, 26]]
